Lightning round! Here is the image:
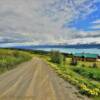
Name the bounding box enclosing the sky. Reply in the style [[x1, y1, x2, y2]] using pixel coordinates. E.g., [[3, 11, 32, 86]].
[[0, 0, 100, 45]]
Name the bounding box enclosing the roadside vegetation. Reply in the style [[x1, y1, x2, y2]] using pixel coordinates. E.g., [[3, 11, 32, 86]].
[[48, 51, 100, 99], [0, 49, 32, 74], [72, 67, 100, 81], [32, 50, 100, 99]]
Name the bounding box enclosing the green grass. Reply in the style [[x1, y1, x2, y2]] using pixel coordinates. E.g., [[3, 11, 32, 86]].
[[0, 49, 32, 74], [72, 67, 100, 81], [94, 96, 100, 100], [78, 60, 100, 68]]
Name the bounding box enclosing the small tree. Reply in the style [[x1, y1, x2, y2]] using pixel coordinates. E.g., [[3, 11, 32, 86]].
[[50, 51, 65, 65]]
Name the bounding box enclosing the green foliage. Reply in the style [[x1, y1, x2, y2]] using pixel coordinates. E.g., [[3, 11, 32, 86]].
[[72, 67, 100, 81], [50, 51, 65, 65], [81, 64, 85, 67], [0, 49, 32, 74]]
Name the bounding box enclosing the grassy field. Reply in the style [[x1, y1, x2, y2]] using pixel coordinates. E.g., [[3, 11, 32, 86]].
[[65, 58, 100, 81], [0, 49, 32, 74]]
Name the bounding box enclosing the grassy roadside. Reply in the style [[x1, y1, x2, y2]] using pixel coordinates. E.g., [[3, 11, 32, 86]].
[[0, 49, 32, 75], [32, 52, 100, 100]]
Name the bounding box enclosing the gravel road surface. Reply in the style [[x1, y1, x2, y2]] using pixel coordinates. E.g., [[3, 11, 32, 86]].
[[0, 57, 90, 100]]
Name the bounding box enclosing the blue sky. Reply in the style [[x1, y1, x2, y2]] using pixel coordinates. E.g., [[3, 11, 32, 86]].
[[67, 0, 100, 31], [0, 0, 100, 44]]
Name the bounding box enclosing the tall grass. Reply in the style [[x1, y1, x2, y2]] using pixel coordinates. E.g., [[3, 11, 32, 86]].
[[0, 49, 32, 74], [72, 67, 100, 81]]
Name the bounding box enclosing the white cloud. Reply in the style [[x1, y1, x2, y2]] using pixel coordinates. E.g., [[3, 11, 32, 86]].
[[92, 20, 100, 24], [0, 0, 99, 44], [66, 37, 100, 44], [91, 19, 100, 29], [91, 24, 100, 29]]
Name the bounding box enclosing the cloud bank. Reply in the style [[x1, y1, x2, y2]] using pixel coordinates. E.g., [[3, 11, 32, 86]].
[[0, 0, 100, 44]]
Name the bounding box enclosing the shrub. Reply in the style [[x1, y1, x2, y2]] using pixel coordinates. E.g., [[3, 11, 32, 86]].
[[50, 51, 65, 65]]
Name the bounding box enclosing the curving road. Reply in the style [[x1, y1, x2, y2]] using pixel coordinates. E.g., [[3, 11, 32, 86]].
[[0, 57, 90, 100]]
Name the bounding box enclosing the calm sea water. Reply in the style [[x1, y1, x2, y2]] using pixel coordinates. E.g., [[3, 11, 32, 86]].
[[31, 47, 100, 55]]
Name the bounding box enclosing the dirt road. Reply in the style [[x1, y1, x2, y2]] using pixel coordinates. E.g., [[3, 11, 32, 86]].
[[0, 57, 90, 100]]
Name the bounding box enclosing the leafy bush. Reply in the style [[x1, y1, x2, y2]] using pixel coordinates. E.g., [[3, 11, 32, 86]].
[[50, 51, 65, 65]]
